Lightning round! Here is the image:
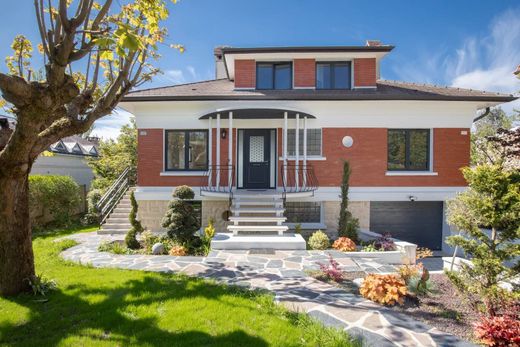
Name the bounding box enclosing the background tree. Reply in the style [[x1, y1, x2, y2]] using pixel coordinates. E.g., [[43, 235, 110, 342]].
[[0, 0, 180, 296], [472, 107, 519, 166], [446, 165, 520, 317], [337, 161, 359, 242], [88, 118, 137, 191]]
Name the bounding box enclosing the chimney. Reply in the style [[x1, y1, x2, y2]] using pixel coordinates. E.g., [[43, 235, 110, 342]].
[[214, 46, 228, 79], [366, 40, 381, 47]]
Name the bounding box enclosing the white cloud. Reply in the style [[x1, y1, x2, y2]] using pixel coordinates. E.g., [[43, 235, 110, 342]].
[[393, 7, 520, 113], [91, 108, 133, 140], [164, 69, 187, 84]]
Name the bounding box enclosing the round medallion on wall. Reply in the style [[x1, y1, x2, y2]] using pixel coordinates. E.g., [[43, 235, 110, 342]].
[[342, 136, 354, 148]]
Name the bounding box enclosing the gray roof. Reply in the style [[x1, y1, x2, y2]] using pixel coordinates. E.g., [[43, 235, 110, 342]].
[[220, 45, 394, 54], [50, 135, 99, 157], [123, 79, 517, 103]]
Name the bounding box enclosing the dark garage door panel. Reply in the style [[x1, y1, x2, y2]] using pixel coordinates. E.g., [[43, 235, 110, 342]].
[[369, 202, 443, 250]]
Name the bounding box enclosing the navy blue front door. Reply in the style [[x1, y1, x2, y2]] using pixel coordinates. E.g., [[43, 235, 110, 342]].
[[243, 129, 270, 189]]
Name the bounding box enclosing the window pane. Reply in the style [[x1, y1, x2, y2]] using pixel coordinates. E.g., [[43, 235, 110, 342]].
[[274, 64, 291, 89], [285, 202, 321, 223], [333, 63, 350, 89], [167, 131, 185, 170], [287, 129, 321, 156], [316, 63, 331, 89], [256, 64, 273, 89], [387, 130, 406, 170], [409, 130, 429, 170], [188, 131, 208, 170]]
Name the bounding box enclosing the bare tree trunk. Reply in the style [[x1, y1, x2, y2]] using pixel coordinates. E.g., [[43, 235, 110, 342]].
[[0, 167, 34, 296]]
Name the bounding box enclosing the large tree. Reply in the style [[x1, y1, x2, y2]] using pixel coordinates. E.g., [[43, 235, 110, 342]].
[[0, 0, 179, 296]]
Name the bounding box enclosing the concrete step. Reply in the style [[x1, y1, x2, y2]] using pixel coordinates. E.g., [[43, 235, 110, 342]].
[[102, 223, 132, 229], [98, 228, 128, 235], [231, 207, 284, 214], [106, 218, 130, 223], [113, 207, 131, 213], [232, 200, 283, 207], [117, 203, 131, 208], [233, 194, 282, 200], [227, 225, 288, 236], [110, 212, 129, 218], [228, 216, 286, 223], [211, 232, 306, 250]]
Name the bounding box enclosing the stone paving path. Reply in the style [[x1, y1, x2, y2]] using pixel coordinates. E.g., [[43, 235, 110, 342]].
[[60, 232, 474, 347]]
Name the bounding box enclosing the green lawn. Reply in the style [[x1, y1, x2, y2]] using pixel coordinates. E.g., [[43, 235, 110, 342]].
[[0, 226, 358, 347]]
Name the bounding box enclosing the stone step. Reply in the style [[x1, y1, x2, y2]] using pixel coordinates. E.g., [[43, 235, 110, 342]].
[[211, 232, 306, 250], [227, 225, 288, 236], [113, 207, 131, 213], [233, 194, 282, 200], [230, 207, 284, 214], [232, 200, 283, 207], [110, 212, 129, 218], [98, 228, 128, 235], [102, 223, 132, 229], [117, 203, 131, 208], [106, 217, 130, 223], [228, 216, 286, 223]]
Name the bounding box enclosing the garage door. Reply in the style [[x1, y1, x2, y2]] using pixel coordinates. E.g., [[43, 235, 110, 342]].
[[369, 202, 443, 250]]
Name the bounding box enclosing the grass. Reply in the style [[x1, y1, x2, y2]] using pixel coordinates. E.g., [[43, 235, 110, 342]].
[[0, 226, 360, 347]]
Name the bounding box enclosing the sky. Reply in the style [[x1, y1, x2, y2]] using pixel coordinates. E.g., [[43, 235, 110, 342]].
[[0, 1, 519, 139]]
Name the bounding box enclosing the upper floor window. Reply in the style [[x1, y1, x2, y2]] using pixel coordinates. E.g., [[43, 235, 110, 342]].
[[165, 130, 208, 171], [256, 62, 292, 90], [387, 129, 430, 171], [316, 62, 351, 89], [287, 128, 322, 156]]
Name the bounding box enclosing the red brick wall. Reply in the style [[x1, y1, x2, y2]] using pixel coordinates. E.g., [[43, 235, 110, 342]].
[[234, 60, 256, 89], [139, 127, 469, 188], [353, 58, 377, 88], [294, 59, 315, 88]]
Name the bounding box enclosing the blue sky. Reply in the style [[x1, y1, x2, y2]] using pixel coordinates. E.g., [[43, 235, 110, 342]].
[[1, 1, 519, 138]]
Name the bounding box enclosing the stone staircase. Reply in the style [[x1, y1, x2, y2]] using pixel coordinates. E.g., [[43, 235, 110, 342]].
[[98, 187, 135, 235], [228, 193, 288, 235]]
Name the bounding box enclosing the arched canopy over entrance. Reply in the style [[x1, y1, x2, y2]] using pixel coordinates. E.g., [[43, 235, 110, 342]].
[[198, 108, 315, 120]]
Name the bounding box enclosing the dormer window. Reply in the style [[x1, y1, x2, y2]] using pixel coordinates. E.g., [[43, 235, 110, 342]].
[[316, 62, 351, 89], [256, 62, 292, 90]]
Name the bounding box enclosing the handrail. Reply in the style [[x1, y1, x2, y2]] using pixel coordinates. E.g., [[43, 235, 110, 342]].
[[200, 165, 235, 197], [280, 163, 318, 196], [96, 167, 132, 225]]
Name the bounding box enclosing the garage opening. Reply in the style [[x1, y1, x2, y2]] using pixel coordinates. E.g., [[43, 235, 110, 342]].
[[369, 201, 443, 250]]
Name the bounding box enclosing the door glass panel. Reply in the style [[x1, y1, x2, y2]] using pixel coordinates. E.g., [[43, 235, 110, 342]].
[[249, 136, 264, 162], [188, 131, 207, 170], [167, 131, 185, 170]]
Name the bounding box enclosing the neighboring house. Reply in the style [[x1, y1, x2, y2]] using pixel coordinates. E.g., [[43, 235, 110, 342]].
[[32, 135, 99, 188], [120, 41, 516, 253]]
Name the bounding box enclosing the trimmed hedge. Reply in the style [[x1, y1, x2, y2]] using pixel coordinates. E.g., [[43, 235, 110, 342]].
[[29, 175, 81, 227]]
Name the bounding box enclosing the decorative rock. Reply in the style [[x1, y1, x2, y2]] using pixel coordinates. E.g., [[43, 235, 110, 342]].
[[151, 242, 165, 255]]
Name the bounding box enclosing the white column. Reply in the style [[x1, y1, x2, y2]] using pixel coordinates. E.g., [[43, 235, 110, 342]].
[[216, 113, 221, 189], [208, 117, 213, 187], [228, 111, 233, 188], [295, 113, 300, 189], [303, 116, 307, 187], [283, 112, 288, 187]]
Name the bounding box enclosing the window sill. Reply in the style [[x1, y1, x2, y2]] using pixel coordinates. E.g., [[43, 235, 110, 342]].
[[279, 156, 327, 161], [160, 171, 207, 176], [385, 171, 438, 176]]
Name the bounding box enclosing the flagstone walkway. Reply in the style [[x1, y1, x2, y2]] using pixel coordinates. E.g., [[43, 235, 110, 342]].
[[60, 232, 474, 347]]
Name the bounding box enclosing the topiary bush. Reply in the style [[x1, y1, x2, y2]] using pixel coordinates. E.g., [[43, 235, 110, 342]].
[[161, 185, 200, 244], [360, 274, 408, 306], [125, 191, 144, 249], [332, 237, 356, 252], [29, 175, 81, 227], [82, 188, 103, 225], [308, 230, 330, 250], [337, 161, 360, 242]]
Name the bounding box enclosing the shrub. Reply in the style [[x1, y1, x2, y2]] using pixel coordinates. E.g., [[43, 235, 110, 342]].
[[446, 165, 520, 316], [408, 269, 433, 297], [416, 247, 433, 260], [169, 244, 188, 256], [25, 274, 57, 296], [308, 230, 330, 250], [98, 241, 128, 255], [161, 186, 200, 244], [359, 274, 407, 306], [201, 218, 216, 255], [141, 230, 159, 254], [29, 175, 81, 227], [125, 191, 144, 249], [317, 255, 344, 282], [332, 237, 356, 252], [474, 314, 520, 346], [374, 233, 396, 251], [398, 264, 422, 285], [361, 243, 378, 252], [294, 223, 302, 234], [82, 188, 103, 224], [337, 161, 359, 242]]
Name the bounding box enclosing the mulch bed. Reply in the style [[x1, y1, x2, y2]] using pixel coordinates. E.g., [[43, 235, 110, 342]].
[[391, 274, 477, 342]]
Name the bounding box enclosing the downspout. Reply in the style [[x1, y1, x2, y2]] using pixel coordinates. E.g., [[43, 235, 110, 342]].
[[473, 107, 491, 123]]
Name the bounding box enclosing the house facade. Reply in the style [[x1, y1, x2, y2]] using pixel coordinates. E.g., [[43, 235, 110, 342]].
[[120, 42, 515, 252]]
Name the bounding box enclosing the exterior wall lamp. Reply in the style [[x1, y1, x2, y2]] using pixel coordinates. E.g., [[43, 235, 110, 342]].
[[221, 129, 227, 139]]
